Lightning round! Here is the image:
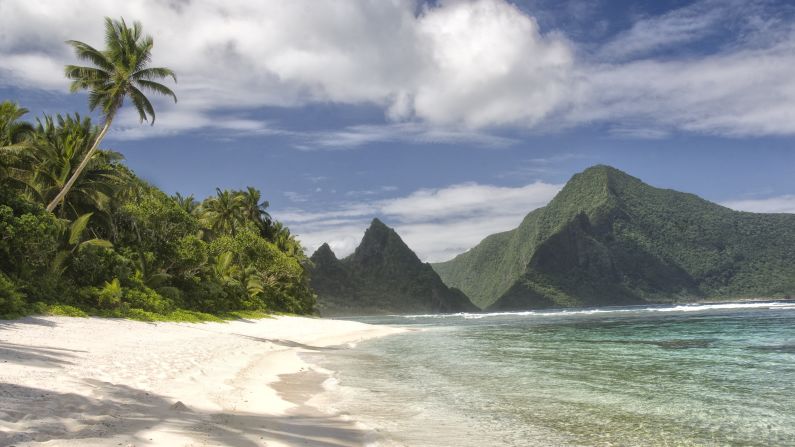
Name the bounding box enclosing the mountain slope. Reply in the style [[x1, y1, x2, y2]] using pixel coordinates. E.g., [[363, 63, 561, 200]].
[[310, 218, 477, 316], [433, 165, 795, 310]]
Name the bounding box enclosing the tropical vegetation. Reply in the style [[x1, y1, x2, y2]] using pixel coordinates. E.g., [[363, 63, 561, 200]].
[[0, 17, 314, 320]]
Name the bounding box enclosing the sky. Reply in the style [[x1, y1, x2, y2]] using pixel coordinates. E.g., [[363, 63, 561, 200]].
[[2, 0, 795, 262]]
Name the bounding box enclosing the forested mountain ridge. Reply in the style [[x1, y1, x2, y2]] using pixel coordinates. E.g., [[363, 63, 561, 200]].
[[310, 218, 477, 316], [433, 165, 795, 310]]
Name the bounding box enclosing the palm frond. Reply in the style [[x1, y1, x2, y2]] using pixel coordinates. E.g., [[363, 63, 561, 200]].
[[68, 213, 93, 246], [64, 65, 109, 83], [133, 67, 177, 82], [65, 40, 113, 71], [133, 35, 154, 73], [129, 86, 156, 124], [136, 80, 177, 103]]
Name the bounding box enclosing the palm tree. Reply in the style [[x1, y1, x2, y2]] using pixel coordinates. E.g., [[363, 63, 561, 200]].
[[238, 186, 272, 229], [270, 221, 306, 259], [0, 101, 34, 181], [0, 101, 34, 146], [174, 192, 200, 216], [19, 114, 128, 223], [47, 17, 177, 212], [201, 188, 245, 237]]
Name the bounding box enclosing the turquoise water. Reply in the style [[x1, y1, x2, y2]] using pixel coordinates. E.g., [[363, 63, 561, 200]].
[[315, 302, 795, 446]]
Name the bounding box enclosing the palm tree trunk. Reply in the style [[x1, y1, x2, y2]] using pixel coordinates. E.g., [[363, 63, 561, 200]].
[[46, 118, 112, 212]]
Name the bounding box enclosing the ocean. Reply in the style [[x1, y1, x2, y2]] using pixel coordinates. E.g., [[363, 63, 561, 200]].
[[311, 302, 795, 446]]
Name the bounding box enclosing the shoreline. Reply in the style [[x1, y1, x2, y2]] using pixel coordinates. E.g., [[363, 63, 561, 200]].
[[0, 315, 404, 446]]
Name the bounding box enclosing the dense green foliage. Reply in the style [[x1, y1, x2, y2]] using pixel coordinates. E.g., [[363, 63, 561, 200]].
[[0, 17, 314, 320], [310, 219, 477, 316], [0, 101, 314, 319], [433, 165, 795, 310]]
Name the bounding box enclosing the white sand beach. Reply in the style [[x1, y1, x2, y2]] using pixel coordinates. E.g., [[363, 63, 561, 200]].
[[0, 315, 403, 447]]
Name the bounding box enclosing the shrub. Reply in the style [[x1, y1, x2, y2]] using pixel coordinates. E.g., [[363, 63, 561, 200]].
[[0, 272, 26, 317], [69, 245, 134, 287], [45, 304, 88, 317], [124, 286, 172, 313], [97, 278, 123, 309]]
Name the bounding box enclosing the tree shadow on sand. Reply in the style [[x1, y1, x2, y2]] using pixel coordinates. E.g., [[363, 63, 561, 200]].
[[0, 341, 84, 368], [0, 316, 58, 329], [235, 334, 341, 351], [0, 380, 366, 447]]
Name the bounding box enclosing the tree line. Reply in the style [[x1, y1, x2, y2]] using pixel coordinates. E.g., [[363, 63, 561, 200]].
[[0, 18, 314, 320]]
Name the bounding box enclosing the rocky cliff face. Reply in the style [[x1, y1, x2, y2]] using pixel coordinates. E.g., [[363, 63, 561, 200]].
[[310, 218, 477, 316]]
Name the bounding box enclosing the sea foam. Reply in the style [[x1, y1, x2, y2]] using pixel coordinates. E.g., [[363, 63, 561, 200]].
[[397, 301, 793, 320]]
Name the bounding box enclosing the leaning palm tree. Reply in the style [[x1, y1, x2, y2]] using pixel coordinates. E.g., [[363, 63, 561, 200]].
[[19, 114, 128, 224], [46, 17, 177, 212]]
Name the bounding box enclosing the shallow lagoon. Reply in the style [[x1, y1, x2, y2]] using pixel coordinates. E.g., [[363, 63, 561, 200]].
[[316, 302, 795, 446]]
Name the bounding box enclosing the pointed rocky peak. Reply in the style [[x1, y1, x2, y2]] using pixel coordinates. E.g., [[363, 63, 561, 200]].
[[350, 218, 419, 266], [311, 243, 338, 265], [369, 217, 388, 228], [360, 218, 401, 248]]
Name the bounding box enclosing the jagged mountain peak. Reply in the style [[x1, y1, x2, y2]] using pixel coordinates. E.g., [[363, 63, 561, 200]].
[[351, 218, 418, 266], [309, 218, 477, 316], [310, 243, 337, 264]]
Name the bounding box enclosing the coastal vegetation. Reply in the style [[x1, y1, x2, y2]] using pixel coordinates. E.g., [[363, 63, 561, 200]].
[[0, 18, 314, 320]]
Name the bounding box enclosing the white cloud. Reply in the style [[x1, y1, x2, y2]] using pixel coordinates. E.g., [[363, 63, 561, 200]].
[[497, 153, 588, 178], [283, 192, 309, 203], [596, 0, 735, 61], [296, 122, 518, 150], [277, 180, 561, 262], [722, 195, 795, 214], [0, 0, 573, 136], [345, 186, 399, 197], [403, 0, 574, 128], [572, 36, 795, 136], [0, 53, 66, 90], [2, 0, 795, 139], [109, 107, 284, 140]]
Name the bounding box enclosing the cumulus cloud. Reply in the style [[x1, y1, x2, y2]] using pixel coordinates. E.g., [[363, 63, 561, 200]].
[[722, 195, 795, 214], [1, 0, 794, 139], [0, 0, 571, 135], [278, 181, 561, 262], [571, 37, 795, 136], [401, 0, 573, 127]]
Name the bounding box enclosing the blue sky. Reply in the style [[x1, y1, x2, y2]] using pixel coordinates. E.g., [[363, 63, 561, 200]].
[[2, 0, 795, 261]]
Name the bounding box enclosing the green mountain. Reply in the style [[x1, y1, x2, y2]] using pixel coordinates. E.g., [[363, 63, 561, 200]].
[[310, 218, 478, 316], [433, 165, 795, 310]]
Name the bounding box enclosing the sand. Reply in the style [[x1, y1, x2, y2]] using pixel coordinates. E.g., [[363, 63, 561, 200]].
[[0, 315, 403, 446]]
